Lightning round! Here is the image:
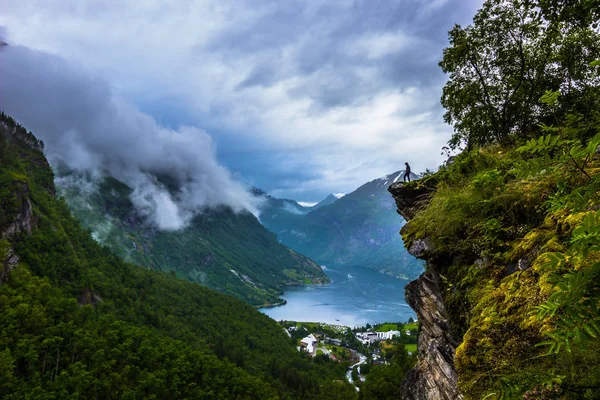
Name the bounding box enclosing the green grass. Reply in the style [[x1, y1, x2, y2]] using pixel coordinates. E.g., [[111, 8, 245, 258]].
[[7, 170, 27, 181], [373, 323, 398, 332], [404, 323, 418, 331], [404, 344, 417, 354], [297, 322, 321, 329]]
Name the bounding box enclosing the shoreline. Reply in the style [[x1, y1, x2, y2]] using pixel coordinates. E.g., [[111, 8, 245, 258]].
[[255, 272, 332, 309], [257, 299, 287, 309]]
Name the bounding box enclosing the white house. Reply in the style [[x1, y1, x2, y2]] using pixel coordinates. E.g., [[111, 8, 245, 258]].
[[300, 334, 318, 355], [355, 330, 401, 344], [376, 330, 400, 340], [355, 331, 379, 344]]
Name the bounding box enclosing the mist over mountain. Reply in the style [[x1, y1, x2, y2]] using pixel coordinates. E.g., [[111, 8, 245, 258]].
[[55, 170, 328, 306], [0, 40, 256, 231], [0, 114, 355, 398]]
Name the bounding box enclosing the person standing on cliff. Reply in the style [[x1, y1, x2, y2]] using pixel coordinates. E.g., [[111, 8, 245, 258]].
[[403, 162, 412, 182]]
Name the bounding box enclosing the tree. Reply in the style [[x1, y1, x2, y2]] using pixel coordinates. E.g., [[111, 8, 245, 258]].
[[440, 0, 600, 150]]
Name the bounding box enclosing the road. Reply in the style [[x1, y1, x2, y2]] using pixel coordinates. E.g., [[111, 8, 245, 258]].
[[345, 351, 367, 391]]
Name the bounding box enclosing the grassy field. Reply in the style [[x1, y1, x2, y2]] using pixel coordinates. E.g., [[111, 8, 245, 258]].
[[373, 321, 418, 332], [404, 322, 418, 331], [373, 323, 398, 332], [405, 344, 417, 353], [296, 322, 321, 329]]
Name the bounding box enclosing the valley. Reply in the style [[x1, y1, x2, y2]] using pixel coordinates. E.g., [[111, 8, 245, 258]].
[[2, 0, 598, 397], [56, 173, 329, 307], [257, 171, 424, 280]]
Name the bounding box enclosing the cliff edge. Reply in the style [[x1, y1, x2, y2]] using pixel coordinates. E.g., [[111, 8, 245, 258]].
[[389, 181, 463, 400], [388, 138, 600, 399]]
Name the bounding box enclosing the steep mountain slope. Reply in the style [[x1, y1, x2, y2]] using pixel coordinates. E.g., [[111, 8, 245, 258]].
[[0, 112, 356, 399], [259, 171, 423, 279], [56, 174, 328, 307], [389, 139, 600, 399], [252, 187, 307, 234]]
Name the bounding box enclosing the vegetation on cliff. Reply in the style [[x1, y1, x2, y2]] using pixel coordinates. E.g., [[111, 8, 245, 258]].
[[0, 112, 356, 399], [396, 0, 600, 398]]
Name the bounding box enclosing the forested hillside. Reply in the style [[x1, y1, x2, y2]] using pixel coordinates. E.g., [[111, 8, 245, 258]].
[[390, 1, 600, 399], [0, 113, 356, 399], [55, 172, 328, 307]]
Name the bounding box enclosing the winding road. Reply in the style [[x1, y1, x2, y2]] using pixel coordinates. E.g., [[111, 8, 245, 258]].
[[345, 351, 367, 391]]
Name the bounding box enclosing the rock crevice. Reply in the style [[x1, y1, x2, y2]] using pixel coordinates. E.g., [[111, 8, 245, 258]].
[[389, 182, 463, 400], [1, 182, 37, 283]]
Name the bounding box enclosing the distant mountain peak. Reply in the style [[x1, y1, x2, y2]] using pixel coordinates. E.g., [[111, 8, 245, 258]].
[[311, 193, 340, 209], [258, 169, 425, 280]]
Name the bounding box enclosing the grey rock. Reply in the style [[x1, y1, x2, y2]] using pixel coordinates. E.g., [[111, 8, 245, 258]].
[[388, 181, 436, 221], [0, 247, 19, 284], [474, 257, 490, 269], [445, 156, 457, 166], [408, 238, 434, 259], [1, 181, 37, 240], [390, 175, 462, 399], [400, 267, 463, 400], [77, 288, 104, 306], [1, 182, 37, 283], [518, 258, 530, 271]]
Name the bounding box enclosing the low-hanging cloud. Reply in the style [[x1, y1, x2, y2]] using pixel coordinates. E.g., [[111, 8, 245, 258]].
[[0, 0, 485, 202], [0, 40, 257, 230]]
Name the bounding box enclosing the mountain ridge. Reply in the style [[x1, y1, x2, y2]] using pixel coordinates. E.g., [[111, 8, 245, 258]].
[[0, 111, 356, 399], [257, 170, 424, 280], [56, 171, 329, 307]]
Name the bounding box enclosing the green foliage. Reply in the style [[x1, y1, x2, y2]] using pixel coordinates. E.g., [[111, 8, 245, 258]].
[[403, 89, 600, 397], [57, 172, 329, 307], [440, 0, 600, 150], [403, 148, 544, 261], [0, 113, 357, 399], [359, 343, 415, 400], [404, 0, 600, 397], [534, 211, 600, 356]]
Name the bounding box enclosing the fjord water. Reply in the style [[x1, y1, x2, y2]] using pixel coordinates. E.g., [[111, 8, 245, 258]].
[[260, 264, 416, 327]]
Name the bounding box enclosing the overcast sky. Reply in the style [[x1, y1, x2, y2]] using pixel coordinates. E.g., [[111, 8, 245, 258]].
[[0, 0, 482, 203]]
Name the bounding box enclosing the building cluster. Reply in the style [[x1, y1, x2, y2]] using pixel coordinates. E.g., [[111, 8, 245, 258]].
[[355, 330, 400, 345]]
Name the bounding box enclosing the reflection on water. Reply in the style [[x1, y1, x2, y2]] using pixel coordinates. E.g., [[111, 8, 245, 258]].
[[260, 265, 416, 327]]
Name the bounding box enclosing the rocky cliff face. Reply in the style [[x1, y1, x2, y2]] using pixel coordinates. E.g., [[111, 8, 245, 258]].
[[0, 116, 46, 284], [1, 182, 37, 283], [389, 181, 463, 400], [2, 182, 36, 238]]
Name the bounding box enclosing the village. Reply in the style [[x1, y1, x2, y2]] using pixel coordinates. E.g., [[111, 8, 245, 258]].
[[279, 320, 418, 389]]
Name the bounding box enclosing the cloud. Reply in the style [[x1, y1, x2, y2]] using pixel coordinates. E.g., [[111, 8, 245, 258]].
[[0, 0, 484, 201], [0, 42, 256, 230]]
